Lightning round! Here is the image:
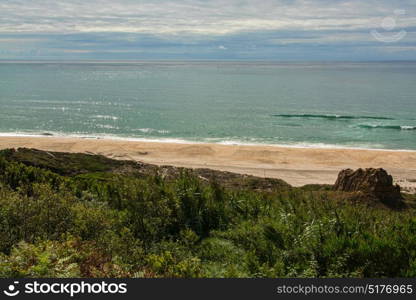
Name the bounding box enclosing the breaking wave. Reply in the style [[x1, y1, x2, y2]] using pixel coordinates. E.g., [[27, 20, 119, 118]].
[[272, 114, 394, 120], [358, 124, 416, 130], [132, 128, 170, 134]]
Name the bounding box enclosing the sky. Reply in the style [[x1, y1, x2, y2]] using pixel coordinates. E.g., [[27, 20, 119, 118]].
[[0, 0, 415, 61]]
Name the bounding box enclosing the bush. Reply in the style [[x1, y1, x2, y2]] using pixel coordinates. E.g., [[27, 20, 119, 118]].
[[1, 150, 416, 278]]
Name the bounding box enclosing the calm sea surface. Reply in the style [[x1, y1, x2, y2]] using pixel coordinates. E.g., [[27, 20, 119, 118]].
[[0, 61, 415, 150]]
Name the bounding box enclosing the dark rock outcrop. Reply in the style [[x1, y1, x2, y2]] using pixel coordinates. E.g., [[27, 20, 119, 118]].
[[334, 168, 403, 206]]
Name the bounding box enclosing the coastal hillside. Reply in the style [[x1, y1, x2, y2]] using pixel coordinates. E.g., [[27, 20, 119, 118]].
[[0, 148, 415, 278]]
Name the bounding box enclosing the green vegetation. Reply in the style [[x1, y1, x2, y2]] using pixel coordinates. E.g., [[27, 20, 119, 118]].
[[0, 148, 416, 278]]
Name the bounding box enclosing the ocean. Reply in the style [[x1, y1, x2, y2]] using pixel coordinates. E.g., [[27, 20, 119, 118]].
[[0, 61, 415, 150]]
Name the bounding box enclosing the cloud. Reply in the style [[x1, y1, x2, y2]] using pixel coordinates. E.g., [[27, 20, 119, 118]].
[[1, 0, 415, 35], [0, 0, 415, 60]]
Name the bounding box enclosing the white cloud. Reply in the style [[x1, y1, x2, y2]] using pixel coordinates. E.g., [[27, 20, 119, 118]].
[[0, 0, 414, 35], [0, 0, 415, 60]]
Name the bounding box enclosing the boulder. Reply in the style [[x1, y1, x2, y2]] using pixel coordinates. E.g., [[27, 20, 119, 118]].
[[334, 168, 403, 205]]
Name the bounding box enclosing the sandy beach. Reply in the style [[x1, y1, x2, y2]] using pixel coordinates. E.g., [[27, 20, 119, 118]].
[[0, 135, 415, 192]]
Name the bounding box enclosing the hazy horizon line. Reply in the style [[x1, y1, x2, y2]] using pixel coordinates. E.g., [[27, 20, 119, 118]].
[[1, 59, 416, 63]]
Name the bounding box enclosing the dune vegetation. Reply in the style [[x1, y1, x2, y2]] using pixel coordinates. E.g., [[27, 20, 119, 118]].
[[0, 148, 416, 278]]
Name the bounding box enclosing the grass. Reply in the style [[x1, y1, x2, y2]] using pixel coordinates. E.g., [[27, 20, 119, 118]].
[[0, 148, 415, 278]]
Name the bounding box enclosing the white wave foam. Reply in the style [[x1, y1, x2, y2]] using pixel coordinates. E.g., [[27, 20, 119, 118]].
[[133, 128, 170, 134], [96, 124, 119, 129], [0, 132, 414, 152], [91, 115, 119, 120], [401, 126, 416, 130]]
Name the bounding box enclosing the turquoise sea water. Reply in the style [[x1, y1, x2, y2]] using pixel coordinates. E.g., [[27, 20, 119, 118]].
[[0, 61, 415, 150]]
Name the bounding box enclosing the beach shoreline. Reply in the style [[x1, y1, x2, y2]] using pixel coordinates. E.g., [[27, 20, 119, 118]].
[[0, 135, 415, 192]]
